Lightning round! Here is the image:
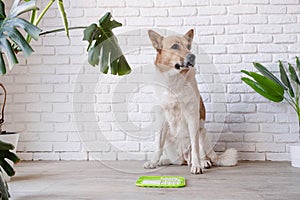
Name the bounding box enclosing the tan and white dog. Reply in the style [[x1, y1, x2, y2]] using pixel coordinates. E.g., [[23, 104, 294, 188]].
[[144, 29, 238, 174]]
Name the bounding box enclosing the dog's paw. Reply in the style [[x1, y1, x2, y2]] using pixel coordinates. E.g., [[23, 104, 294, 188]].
[[190, 165, 203, 174], [143, 161, 157, 169], [157, 159, 171, 166], [200, 159, 212, 169]]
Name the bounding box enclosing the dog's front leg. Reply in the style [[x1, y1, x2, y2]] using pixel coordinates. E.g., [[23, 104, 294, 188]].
[[188, 121, 202, 174], [144, 121, 168, 169]]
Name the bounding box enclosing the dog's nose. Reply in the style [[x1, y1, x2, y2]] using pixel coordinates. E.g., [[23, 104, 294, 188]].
[[185, 53, 195, 66], [187, 54, 195, 62]]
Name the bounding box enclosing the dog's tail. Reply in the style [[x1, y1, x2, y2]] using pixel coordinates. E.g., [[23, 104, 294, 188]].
[[208, 148, 238, 166]]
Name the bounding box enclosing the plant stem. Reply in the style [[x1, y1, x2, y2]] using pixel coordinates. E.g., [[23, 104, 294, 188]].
[[35, 0, 55, 27], [298, 121, 300, 139], [39, 26, 88, 36], [26, 9, 37, 43], [26, 0, 55, 44]]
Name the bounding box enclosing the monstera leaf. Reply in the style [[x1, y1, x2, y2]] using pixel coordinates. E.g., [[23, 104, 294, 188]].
[[0, 0, 41, 74], [0, 171, 9, 200], [83, 12, 131, 75], [0, 140, 20, 200], [0, 140, 20, 177]]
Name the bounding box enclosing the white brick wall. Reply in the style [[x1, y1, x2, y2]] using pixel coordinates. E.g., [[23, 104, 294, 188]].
[[1, 0, 300, 161]]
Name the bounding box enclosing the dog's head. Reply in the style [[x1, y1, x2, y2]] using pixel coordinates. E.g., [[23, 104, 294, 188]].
[[148, 29, 195, 73]]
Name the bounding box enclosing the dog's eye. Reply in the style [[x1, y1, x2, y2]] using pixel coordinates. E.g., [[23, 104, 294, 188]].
[[171, 44, 180, 50], [187, 45, 191, 50]]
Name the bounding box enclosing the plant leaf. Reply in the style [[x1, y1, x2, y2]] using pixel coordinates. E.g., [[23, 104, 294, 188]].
[[118, 55, 131, 75], [253, 62, 286, 89], [87, 42, 102, 67], [0, 0, 6, 19], [241, 70, 284, 98], [0, 37, 18, 69], [0, 1, 41, 74], [14, 18, 41, 40], [0, 54, 6, 74], [0, 170, 9, 200], [0, 159, 15, 177], [83, 12, 131, 76], [100, 43, 109, 73], [0, 140, 20, 177], [83, 23, 101, 50], [289, 63, 300, 85], [296, 56, 300, 71], [9, 0, 36, 18], [57, 0, 69, 38], [5, 27, 34, 58], [279, 60, 294, 97], [241, 77, 284, 102], [3, 151, 20, 164], [0, 140, 14, 151]]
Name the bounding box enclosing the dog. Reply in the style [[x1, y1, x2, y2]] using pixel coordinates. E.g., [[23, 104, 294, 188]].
[[143, 29, 238, 174]]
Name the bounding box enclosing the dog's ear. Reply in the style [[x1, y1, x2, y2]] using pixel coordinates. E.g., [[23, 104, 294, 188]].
[[148, 30, 163, 51], [184, 29, 194, 43]]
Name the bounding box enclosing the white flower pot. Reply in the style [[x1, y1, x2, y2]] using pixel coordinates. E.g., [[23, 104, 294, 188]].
[[290, 145, 300, 168], [0, 132, 19, 181]]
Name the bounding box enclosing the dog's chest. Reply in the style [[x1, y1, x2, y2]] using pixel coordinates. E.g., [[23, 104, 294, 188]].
[[162, 94, 190, 137]]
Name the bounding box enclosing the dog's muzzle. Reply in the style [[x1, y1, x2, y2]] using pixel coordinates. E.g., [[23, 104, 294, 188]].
[[175, 53, 196, 69]]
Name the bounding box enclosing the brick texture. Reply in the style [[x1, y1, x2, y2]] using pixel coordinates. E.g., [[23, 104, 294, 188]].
[[1, 0, 300, 161]]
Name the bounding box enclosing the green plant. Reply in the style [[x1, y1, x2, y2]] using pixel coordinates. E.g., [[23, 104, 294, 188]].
[[0, 0, 131, 198], [0, 0, 41, 74], [83, 12, 131, 75], [0, 0, 131, 75], [241, 57, 300, 136], [0, 140, 20, 200]]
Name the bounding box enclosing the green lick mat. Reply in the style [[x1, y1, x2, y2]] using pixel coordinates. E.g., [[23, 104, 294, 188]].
[[136, 176, 185, 188]]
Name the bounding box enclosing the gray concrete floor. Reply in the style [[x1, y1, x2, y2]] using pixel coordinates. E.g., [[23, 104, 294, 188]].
[[8, 161, 300, 200]]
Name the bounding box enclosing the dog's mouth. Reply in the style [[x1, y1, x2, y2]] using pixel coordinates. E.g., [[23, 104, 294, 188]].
[[175, 53, 195, 70], [175, 61, 194, 70]]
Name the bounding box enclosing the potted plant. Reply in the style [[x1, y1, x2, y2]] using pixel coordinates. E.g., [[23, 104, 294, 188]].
[[241, 57, 300, 167], [0, 83, 20, 180], [0, 0, 131, 75], [0, 0, 131, 198]]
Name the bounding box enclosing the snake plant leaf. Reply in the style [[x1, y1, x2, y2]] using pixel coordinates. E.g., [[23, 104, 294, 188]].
[[296, 56, 300, 71], [83, 12, 131, 76], [57, 0, 69, 38], [279, 61, 294, 97], [289, 63, 300, 85], [241, 70, 284, 98], [241, 77, 284, 102], [0, 0, 41, 74], [253, 62, 286, 90]]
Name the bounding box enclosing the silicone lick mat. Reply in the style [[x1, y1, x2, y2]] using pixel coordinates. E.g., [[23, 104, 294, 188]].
[[136, 176, 185, 188]]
